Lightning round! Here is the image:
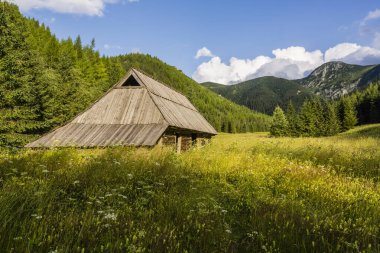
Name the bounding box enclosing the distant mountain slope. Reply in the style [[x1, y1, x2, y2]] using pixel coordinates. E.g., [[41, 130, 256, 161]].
[[202, 62, 380, 115], [296, 61, 380, 99], [202, 77, 314, 114]]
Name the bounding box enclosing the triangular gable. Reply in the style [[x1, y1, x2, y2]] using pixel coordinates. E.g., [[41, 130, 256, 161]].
[[114, 70, 146, 88]]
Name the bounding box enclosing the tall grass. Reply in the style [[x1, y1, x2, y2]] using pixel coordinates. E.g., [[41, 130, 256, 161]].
[[0, 125, 379, 252]]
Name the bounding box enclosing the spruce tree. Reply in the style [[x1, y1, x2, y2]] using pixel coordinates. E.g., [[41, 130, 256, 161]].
[[326, 102, 340, 135], [270, 106, 289, 137], [298, 99, 318, 136], [286, 101, 300, 136], [340, 98, 357, 131], [311, 97, 326, 136]]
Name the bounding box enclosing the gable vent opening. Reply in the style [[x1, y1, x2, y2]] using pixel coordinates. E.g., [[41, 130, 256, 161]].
[[121, 75, 140, 87]]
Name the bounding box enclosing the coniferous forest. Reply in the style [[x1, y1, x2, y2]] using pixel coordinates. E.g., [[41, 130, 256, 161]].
[[0, 2, 270, 147], [270, 83, 380, 137]]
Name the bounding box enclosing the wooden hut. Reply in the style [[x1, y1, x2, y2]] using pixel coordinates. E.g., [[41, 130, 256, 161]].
[[26, 69, 217, 152]]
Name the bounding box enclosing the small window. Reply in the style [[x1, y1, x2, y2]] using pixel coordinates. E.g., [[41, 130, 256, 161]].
[[121, 75, 140, 87]]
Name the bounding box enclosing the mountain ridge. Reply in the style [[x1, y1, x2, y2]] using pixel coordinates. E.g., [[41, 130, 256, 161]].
[[296, 61, 380, 98], [203, 76, 314, 114], [201, 61, 380, 114]]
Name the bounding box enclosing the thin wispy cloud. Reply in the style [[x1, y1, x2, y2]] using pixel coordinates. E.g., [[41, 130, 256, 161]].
[[9, 0, 139, 16], [131, 48, 142, 54], [359, 8, 380, 49], [104, 44, 123, 50], [363, 9, 380, 24]]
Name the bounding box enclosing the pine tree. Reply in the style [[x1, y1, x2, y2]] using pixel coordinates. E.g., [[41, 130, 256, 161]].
[[339, 98, 357, 131], [270, 106, 289, 137], [298, 99, 318, 136], [286, 101, 300, 136], [74, 35, 83, 58], [326, 102, 340, 135], [310, 97, 326, 136]]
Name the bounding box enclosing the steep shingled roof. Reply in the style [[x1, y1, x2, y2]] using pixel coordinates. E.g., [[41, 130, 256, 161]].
[[26, 69, 217, 148]]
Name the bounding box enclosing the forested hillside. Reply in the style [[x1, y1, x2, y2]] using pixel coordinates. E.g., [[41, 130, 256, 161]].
[[0, 2, 270, 147], [203, 77, 314, 114]]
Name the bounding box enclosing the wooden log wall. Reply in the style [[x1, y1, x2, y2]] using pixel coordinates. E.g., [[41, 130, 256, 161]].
[[159, 133, 211, 152]]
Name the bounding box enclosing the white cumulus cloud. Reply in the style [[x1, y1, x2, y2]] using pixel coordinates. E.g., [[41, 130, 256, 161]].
[[193, 43, 380, 84], [325, 43, 380, 65], [195, 47, 215, 59], [324, 43, 361, 62], [9, 0, 137, 16]]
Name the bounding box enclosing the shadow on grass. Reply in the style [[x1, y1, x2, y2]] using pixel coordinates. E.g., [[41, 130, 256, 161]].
[[340, 124, 380, 139]]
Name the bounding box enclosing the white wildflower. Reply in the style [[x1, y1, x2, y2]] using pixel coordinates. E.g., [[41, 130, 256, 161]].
[[118, 194, 127, 199], [104, 213, 117, 221]]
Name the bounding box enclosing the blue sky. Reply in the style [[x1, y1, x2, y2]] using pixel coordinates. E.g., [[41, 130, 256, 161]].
[[12, 0, 380, 84]]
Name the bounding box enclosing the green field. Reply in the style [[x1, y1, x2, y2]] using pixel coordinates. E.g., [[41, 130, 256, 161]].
[[0, 125, 379, 252]]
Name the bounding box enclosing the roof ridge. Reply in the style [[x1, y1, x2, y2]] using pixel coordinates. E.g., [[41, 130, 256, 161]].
[[144, 86, 171, 128], [148, 92, 198, 112], [131, 68, 191, 101]]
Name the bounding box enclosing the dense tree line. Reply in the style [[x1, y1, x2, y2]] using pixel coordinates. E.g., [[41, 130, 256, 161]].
[[0, 2, 270, 146], [270, 83, 380, 137], [0, 2, 127, 146]]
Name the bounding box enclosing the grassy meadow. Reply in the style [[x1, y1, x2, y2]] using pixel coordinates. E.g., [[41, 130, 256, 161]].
[[0, 124, 379, 252]]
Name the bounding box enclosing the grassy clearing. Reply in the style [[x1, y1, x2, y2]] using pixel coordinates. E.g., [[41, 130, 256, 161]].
[[0, 125, 379, 252]]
